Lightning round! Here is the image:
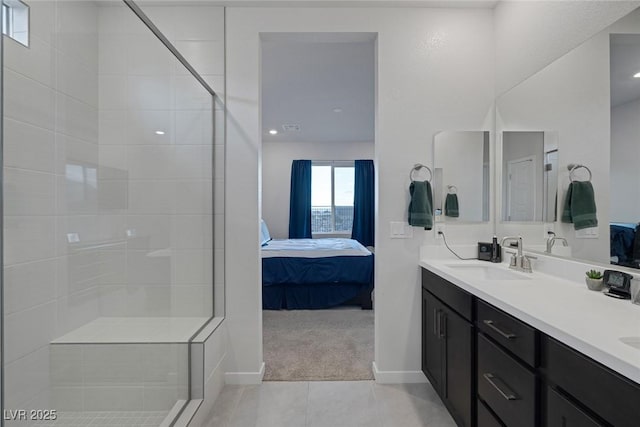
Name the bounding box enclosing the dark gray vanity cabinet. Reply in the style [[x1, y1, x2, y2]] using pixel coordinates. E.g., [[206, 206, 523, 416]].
[[421, 267, 640, 427], [422, 269, 474, 427]]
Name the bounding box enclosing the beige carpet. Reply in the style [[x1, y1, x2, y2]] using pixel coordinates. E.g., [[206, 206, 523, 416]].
[[263, 308, 374, 381]]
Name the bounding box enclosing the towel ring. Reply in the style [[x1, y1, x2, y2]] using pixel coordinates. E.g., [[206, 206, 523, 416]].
[[410, 164, 432, 183], [568, 163, 592, 182], [447, 185, 458, 194]]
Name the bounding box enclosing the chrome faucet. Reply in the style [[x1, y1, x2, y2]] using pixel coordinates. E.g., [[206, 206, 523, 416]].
[[545, 232, 569, 254], [501, 236, 536, 273]]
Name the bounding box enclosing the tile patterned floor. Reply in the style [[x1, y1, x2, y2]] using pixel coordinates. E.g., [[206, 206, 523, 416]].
[[203, 381, 457, 427]]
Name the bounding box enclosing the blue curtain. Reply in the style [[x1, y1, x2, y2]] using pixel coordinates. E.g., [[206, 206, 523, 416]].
[[288, 160, 312, 239], [352, 160, 375, 247]]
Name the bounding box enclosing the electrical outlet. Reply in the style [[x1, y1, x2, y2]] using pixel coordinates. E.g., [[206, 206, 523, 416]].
[[435, 223, 445, 240], [543, 223, 555, 239]]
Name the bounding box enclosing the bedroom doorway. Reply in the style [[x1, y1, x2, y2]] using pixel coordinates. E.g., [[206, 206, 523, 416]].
[[259, 32, 377, 381]]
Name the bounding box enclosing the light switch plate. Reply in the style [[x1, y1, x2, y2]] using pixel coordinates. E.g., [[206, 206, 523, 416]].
[[390, 222, 413, 239]]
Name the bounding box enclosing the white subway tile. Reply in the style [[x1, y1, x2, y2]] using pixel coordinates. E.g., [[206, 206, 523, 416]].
[[4, 69, 56, 131], [56, 93, 99, 143], [4, 302, 57, 363], [4, 216, 56, 265], [4, 118, 56, 173], [174, 41, 225, 76], [99, 110, 126, 145], [98, 75, 127, 110], [4, 259, 57, 315], [98, 34, 127, 75], [128, 181, 175, 215], [55, 0, 99, 70], [125, 110, 174, 145], [5, 36, 55, 87], [127, 75, 172, 110], [172, 7, 224, 41], [125, 215, 171, 250], [127, 33, 174, 76], [56, 51, 99, 107], [55, 133, 99, 175], [4, 168, 56, 216], [4, 347, 51, 408], [127, 145, 175, 179]]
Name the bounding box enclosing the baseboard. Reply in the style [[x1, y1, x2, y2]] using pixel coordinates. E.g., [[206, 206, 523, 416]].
[[372, 362, 428, 384], [224, 362, 265, 385]]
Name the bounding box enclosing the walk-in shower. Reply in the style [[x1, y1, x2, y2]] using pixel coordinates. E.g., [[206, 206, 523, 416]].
[[1, 1, 221, 425]]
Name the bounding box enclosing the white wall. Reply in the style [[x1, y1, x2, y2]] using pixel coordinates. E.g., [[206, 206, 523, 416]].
[[262, 141, 374, 238], [494, 0, 640, 95], [433, 132, 485, 222], [226, 6, 494, 382], [611, 98, 640, 223]]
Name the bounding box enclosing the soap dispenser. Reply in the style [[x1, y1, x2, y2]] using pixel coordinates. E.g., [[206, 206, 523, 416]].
[[491, 236, 501, 263]]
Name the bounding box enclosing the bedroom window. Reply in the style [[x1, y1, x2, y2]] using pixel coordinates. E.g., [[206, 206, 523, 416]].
[[311, 162, 355, 234]]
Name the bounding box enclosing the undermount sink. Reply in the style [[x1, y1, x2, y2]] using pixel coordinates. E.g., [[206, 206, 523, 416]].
[[444, 263, 532, 281], [619, 337, 640, 350]]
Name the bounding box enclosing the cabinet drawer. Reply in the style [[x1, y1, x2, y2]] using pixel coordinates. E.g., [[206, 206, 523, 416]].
[[478, 334, 536, 427], [546, 387, 603, 427], [421, 268, 473, 321], [542, 336, 640, 427], [477, 399, 504, 427], [477, 300, 537, 367]]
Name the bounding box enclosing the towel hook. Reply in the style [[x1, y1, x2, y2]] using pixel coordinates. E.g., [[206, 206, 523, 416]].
[[567, 163, 592, 182], [410, 163, 432, 183], [447, 185, 458, 194]]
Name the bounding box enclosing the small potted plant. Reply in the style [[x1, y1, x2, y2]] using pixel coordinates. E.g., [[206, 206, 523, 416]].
[[585, 269, 604, 291]]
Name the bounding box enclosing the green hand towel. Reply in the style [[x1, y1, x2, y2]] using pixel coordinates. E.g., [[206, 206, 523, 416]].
[[445, 193, 459, 217], [561, 181, 598, 230], [408, 181, 433, 230]]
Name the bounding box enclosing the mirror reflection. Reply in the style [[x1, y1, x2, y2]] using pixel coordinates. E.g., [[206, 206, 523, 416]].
[[609, 33, 640, 269], [495, 6, 640, 270], [433, 131, 490, 223], [501, 131, 558, 222]]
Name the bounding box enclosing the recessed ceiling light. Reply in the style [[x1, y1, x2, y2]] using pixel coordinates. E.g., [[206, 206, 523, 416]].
[[333, 108, 343, 113], [269, 129, 278, 135], [634, 72, 640, 78], [155, 130, 165, 135]]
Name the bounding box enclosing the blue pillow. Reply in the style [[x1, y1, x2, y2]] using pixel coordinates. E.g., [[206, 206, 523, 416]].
[[260, 220, 272, 246]]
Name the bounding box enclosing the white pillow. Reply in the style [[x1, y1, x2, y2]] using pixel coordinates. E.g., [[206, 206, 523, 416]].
[[260, 219, 272, 246]]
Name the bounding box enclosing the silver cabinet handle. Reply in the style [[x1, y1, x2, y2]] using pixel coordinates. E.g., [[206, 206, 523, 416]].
[[440, 312, 447, 339], [483, 373, 519, 401], [483, 320, 517, 339]]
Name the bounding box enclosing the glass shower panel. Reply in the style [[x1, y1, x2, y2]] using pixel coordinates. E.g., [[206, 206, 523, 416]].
[[2, 1, 214, 425]]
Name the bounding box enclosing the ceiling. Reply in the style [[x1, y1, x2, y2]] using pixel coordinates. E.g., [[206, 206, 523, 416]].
[[610, 34, 640, 107], [261, 33, 376, 143]]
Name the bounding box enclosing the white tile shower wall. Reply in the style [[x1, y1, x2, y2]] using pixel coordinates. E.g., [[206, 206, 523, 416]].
[[96, 4, 220, 318], [140, 4, 226, 319], [3, 0, 100, 415]]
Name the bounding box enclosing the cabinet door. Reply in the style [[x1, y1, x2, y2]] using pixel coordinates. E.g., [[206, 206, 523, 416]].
[[443, 305, 473, 427], [422, 290, 444, 393], [546, 387, 603, 427]]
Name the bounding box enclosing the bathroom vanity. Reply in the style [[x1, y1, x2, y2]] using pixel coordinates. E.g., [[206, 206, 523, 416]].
[[420, 259, 640, 427]]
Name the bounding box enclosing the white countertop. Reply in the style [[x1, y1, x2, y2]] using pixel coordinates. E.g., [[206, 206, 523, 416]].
[[419, 258, 640, 384]]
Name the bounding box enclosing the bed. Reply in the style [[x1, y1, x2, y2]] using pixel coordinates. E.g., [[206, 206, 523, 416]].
[[261, 222, 374, 310], [610, 222, 640, 268]]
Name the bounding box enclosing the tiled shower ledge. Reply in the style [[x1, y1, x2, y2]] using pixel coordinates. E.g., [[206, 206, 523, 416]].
[[51, 317, 210, 344]]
